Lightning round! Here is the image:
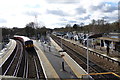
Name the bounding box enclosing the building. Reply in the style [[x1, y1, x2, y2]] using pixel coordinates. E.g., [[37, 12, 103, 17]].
[[0, 28, 2, 50], [97, 33, 120, 53]]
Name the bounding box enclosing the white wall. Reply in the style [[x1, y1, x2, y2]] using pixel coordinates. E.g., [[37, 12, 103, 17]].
[[0, 28, 2, 50]]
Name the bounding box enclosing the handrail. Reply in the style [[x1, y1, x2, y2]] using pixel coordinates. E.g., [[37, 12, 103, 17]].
[[80, 72, 120, 78]]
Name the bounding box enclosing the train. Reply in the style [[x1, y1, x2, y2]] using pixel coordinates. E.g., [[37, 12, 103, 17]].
[[13, 35, 34, 50]]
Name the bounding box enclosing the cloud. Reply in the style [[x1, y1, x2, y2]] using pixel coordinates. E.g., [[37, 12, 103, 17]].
[[103, 16, 109, 19], [91, 2, 117, 13], [51, 22, 67, 28], [103, 16, 118, 22], [68, 20, 77, 23], [60, 18, 68, 21], [46, 9, 70, 16], [0, 0, 119, 29], [45, 0, 80, 4], [76, 7, 86, 14], [0, 18, 7, 23], [79, 15, 90, 20], [25, 4, 41, 8], [24, 11, 41, 16]]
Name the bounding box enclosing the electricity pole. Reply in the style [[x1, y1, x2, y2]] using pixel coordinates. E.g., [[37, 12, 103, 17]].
[[34, 15, 38, 39]]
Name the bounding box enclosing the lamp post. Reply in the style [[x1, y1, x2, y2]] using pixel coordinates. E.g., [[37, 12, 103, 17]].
[[34, 15, 38, 40], [61, 36, 62, 48], [87, 38, 89, 74], [86, 33, 103, 75]]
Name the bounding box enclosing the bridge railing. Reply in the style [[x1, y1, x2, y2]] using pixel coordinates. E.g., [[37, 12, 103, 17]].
[[81, 72, 120, 80]]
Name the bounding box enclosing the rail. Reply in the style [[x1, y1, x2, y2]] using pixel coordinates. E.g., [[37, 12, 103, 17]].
[[59, 36, 120, 66], [34, 57, 40, 79], [23, 51, 28, 78], [51, 35, 120, 79], [3, 43, 19, 75], [3, 41, 23, 76], [13, 42, 23, 76]]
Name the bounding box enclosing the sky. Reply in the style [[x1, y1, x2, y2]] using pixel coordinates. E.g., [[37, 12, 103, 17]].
[[0, 0, 119, 29]]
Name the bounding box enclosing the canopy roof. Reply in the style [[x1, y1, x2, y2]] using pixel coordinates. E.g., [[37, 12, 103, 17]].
[[97, 37, 120, 42]]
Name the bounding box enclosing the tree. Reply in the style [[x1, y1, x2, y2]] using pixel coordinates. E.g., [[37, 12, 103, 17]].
[[65, 24, 71, 28], [25, 22, 35, 37], [80, 22, 84, 27], [91, 19, 96, 25], [73, 24, 79, 30]]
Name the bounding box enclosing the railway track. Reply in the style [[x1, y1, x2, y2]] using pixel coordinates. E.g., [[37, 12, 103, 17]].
[[2, 40, 23, 76], [23, 50, 28, 78], [1, 40, 45, 79], [27, 51, 36, 78], [51, 35, 120, 80], [27, 50, 45, 79]]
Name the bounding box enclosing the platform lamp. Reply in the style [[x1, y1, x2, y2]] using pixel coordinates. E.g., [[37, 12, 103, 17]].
[[86, 34, 103, 74]]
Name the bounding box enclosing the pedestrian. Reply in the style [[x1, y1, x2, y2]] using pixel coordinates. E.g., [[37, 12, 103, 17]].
[[85, 40, 87, 46]]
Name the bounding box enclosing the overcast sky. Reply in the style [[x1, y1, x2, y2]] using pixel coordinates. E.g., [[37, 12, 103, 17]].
[[0, 0, 119, 29]]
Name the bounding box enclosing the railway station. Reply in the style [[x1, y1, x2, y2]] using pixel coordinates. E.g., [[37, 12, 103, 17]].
[[0, 0, 120, 79], [0, 33, 120, 80]]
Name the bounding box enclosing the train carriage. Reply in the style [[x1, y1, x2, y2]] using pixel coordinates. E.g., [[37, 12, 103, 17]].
[[13, 35, 34, 50], [25, 40, 34, 48]]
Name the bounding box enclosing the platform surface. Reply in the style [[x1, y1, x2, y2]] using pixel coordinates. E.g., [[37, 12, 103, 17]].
[[0, 39, 16, 67], [34, 41, 60, 79], [50, 37, 87, 78], [38, 41, 77, 79]]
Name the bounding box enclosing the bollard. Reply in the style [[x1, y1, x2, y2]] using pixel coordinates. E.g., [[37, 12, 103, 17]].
[[48, 46, 51, 52], [62, 61, 65, 71]]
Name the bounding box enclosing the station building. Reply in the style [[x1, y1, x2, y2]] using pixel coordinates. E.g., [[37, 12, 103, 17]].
[[0, 28, 2, 50], [95, 33, 120, 53]]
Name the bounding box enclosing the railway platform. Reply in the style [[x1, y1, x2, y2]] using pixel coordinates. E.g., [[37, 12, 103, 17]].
[[34, 40, 59, 79], [38, 41, 77, 78], [50, 37, 87, 78], [0, 39, 16, 67], [34, 38, 87, 79]]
